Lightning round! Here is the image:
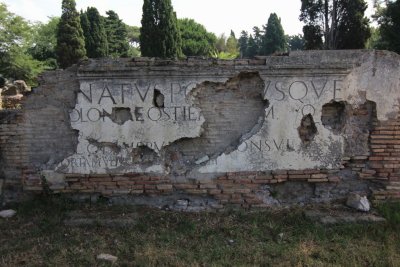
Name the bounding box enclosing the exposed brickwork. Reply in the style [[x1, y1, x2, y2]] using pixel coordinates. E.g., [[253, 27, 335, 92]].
[[369, 116, 400, 200], [0, 110, 24, 188]]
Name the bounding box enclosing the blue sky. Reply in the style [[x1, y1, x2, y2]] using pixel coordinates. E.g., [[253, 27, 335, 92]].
[[1, 0, 375, 36]]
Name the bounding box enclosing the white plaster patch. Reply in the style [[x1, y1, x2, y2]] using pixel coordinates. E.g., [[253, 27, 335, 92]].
[[198, 76, 345, 173], [57, 77, 227, 174], [343, 51, 400, 121]]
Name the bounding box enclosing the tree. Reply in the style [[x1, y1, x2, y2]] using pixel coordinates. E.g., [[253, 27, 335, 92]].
[[335, 0, 371, 49], [105, 10, 130, 57], [238, 31, 249, 58], [215, 32, 239, 59], [28, 17, 59, 69], [263, 13, 286, 55], [127, 25, 140, 47], [246, 35, 258, 58], [216, 34, 227, 53], [140, 0, 181, 58], [126, 25, 141, 57], [252, 26, 264, 54], [288, 34, 305, 51], [0, 3, 44, 85], [226, 30, 239, 55], [56, 0, 86, 68], [178, 18, 217, 57], [376, 0, 400, 53], [300, 0, 371, 49], [302, 24, 323, 49], [81, 7, 108, 58]]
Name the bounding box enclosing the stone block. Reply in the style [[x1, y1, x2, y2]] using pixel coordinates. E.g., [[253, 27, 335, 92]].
[[41, 170, 66, 190]]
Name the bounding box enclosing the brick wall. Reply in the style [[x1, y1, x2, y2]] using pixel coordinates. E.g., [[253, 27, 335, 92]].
[[369, 115, 400, 200], [1, 51, 400, 207], [0, 110, 23, 189]]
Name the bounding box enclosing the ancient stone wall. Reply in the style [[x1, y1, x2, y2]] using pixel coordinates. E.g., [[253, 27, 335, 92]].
[[1, 50, 399, 208]]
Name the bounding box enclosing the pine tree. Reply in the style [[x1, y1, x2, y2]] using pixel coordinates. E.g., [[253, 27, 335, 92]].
[[56, 0, 86, 68], [105, 10, 130, 57], [178, 18, 217, 57], [263, 13, 286, 55], [81, 7, 108, 58], [140, 0, 181, 58]]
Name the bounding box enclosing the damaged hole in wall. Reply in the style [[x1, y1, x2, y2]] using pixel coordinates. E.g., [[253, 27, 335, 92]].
[[321, 101, 346, 133], [298, 114, 318, 144], [130, 145, 159, 164], [343, 100, 378, 156], [110, 107, 133, 125], [153, 89, 165, 108], [165, 72, 267, 172]]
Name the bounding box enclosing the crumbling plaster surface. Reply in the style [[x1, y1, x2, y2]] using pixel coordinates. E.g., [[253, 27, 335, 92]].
[[50, 50, 400, 176], [343, 50, 400, 121], [57, 76, 229, 174], [197, 76, 345, 173]]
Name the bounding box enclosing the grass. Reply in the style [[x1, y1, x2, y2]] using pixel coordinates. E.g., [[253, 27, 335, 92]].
[[0, 195, 399, 266]]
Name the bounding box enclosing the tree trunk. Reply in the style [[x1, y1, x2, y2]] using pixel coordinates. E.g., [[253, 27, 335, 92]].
[[330, 0, 338, 49], [324, 0, 330, 49]]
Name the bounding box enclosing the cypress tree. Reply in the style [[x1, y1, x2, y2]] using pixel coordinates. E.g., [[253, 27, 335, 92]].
[[263, 13, 286, 55], [56, 0, 86, 68], [140, 0, 181, 58], [105, 10, 129, 57], [81, 7, 108, 58]]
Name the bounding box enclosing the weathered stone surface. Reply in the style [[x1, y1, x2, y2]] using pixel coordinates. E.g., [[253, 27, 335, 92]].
[[97, 254, 118, 263], [346, 193, 371, 212], [0, 209, 16, 218], [41, 170, 66, 190]]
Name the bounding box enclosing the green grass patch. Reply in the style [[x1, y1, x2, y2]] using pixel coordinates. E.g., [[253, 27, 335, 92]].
[[1, 195, 400, 266], [377, 201, 400, 228]]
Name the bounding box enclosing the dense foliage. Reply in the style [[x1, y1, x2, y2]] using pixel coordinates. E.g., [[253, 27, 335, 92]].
[[178, 18, 217, 57], [28, 17, 59, 69], [3, 0, 400, 86], [237, 14, 287, 58], [105, 10, 130, 57], [300, 0, 371, 49], [263, 13, 286, 55], [56, 0, 86, 68], [140, 0, 181, 58], [288, 34, 305, 51], [0, 3, 44, 85], [80, 7, 109, 58], [375, 0, 400, 53]]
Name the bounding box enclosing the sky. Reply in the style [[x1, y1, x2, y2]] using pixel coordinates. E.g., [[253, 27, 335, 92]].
[[2, 0, 375, 37]]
